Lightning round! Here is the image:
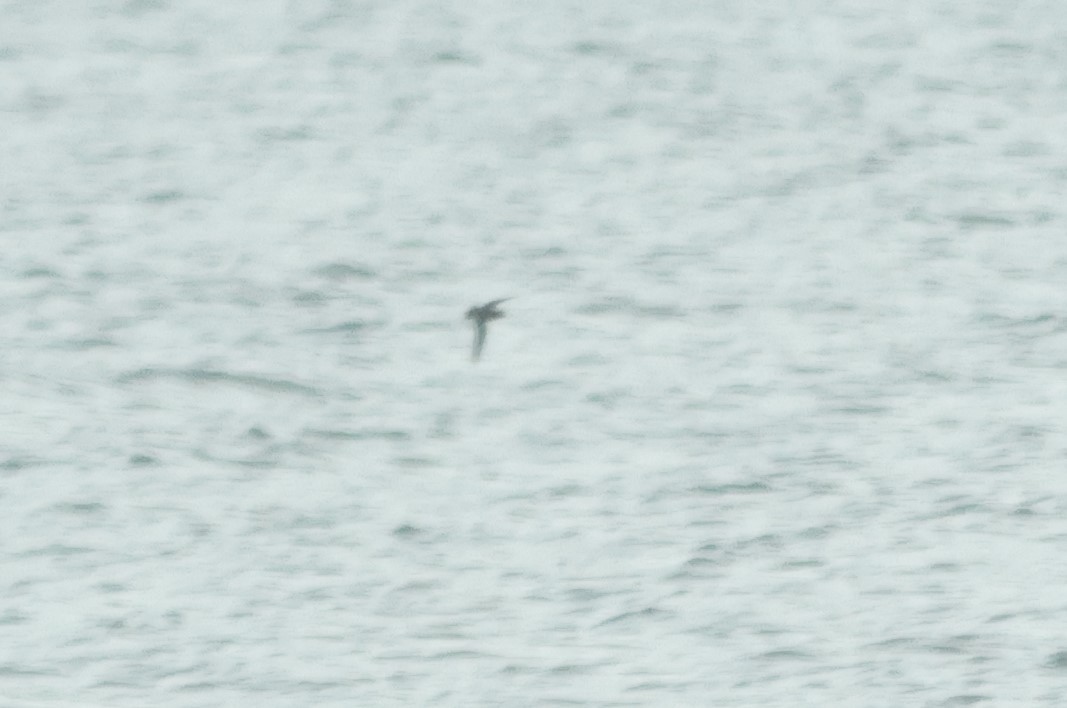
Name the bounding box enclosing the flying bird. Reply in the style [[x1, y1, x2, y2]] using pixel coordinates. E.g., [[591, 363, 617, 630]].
[[465, 298, 510, 362]]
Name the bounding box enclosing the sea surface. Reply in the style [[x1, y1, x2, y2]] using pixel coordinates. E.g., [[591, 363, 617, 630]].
[[3, 1, 1067, 706]]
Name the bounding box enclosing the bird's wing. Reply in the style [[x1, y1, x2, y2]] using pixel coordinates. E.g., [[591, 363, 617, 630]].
[[484, 297, 512, 309], [472, 322, 487, 361]]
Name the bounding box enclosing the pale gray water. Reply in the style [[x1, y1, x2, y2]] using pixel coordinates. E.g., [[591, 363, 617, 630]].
[[3, 1, 1067, 706]]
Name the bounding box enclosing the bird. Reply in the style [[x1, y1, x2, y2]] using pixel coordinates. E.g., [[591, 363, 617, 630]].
[[465, 298, 510, 362]]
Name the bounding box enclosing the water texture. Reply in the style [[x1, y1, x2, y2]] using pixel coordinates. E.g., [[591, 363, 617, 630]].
[[3, 1, 1067, 706]]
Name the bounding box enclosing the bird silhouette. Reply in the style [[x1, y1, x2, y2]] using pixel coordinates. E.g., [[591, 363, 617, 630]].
[[465, 298, 510, 362]]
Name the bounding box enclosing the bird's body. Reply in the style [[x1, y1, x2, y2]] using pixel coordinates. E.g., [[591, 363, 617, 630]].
[[465, 298, 510, 361]]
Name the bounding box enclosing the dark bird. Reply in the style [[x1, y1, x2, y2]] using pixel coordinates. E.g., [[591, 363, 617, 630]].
[[465, 298, 510, 361]]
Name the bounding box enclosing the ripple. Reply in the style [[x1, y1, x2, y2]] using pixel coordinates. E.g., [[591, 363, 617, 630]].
[[1045, 650, 1067, 669], [306, 428, 410, 441], [692, 481, 771, 495], [313, 262, 377, 281], [117, 367, 323, 397]]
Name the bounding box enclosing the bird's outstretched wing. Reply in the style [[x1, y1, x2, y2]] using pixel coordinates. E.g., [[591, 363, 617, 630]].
[[471, 321, 487, 361]]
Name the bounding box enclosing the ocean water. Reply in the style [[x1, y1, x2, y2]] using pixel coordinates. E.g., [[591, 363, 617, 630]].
[[3, 1, 1067, 706]]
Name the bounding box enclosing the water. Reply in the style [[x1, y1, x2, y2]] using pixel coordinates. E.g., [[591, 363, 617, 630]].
[[3, 1, 1067, 706]]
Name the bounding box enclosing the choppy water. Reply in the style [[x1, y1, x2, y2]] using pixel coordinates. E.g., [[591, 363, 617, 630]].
[[4, 2, 1067, 706]]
